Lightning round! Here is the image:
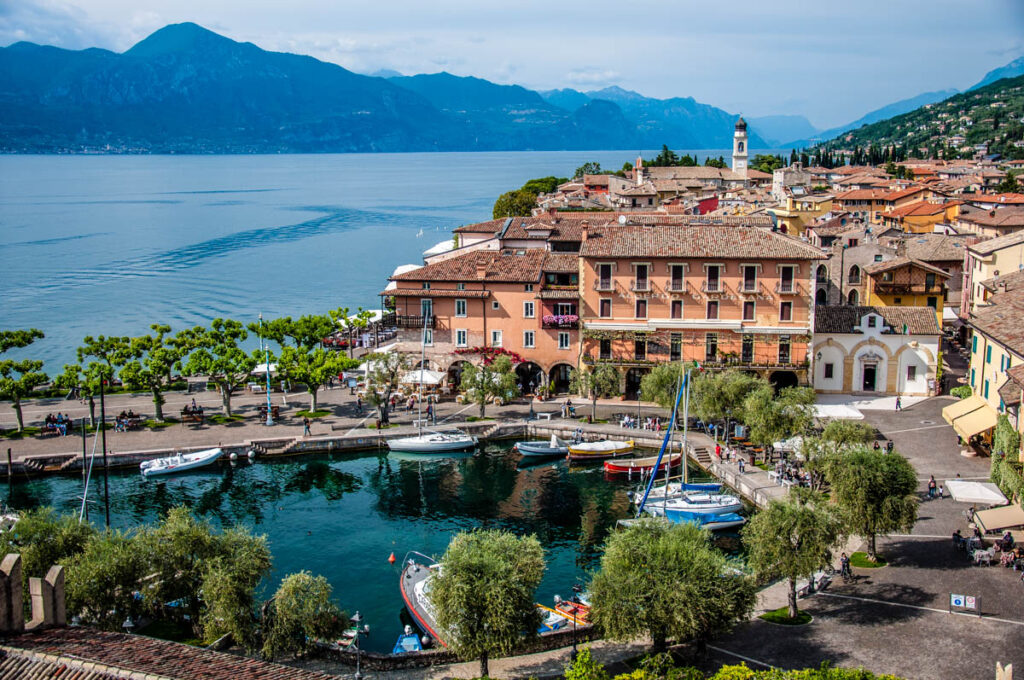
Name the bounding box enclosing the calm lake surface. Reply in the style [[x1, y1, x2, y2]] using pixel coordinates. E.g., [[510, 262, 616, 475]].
[[0, 442, 727, 652], [0, 150, 752, 369]]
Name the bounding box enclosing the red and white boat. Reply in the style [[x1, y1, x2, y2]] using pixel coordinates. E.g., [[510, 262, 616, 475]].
[[604, 453, 682, 475]]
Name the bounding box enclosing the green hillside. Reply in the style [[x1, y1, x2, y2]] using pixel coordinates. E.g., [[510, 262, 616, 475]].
[[815, 75, 1024, 161]]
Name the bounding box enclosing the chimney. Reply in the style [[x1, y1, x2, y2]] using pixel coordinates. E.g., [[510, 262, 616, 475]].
[[990, 210, 996, 217], [581, 220, 590, 242], [476, 258, 488, 280]]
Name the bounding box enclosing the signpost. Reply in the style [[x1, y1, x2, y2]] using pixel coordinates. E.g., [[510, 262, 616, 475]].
[[949, 593, 982, 618]]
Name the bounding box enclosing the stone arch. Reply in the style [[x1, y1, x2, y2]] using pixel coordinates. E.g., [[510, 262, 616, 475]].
[[847, 289, 859, 305], [848, 265, 861, 285], [812, 339, 847, 392], [625, 367, 649, 400], [769, 370, 799, 392], [515, 362, 544, 394], [548, 363, 574, 395], [893, 343, 935, 395], [815, 288, 827, 306], [446, 360, 469, 388], [848, 338, 892, 393], [816, 264, 829, 283]]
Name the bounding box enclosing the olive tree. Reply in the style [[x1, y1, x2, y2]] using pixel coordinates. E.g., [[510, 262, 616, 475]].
[[460, 354, 518, 418], [430, 529, 545, 677], [691, 369, 764, 442], [820, 447, 918, 561], [743, 385, 816, 449], [638, 362, 687, 409], [66, 530, 147, 630], [261, 571, 345, 660], [571, 363, 622, 420], [589, 519, 756, 654], [365, 351, 412, 424], [743, 490, 845, 618]]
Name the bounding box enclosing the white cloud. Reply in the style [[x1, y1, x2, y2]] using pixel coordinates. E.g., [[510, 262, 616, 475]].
[[565, 68, 619, 87]]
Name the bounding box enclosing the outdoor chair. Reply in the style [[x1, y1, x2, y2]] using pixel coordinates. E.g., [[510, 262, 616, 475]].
[[972, 546, 996, 566]]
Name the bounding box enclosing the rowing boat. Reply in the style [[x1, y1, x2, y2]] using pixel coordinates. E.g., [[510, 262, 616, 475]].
[[604, 453, 682, 475], [567, 440, 634, 461]]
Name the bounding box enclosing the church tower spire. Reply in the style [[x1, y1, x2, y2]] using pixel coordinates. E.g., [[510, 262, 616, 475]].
[[732, 116, 748, 179]]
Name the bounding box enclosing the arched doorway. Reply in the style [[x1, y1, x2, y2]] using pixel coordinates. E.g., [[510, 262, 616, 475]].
[[548, 364, 573, 394], [816, 264, 828, 284], [815, 288, 827, 306], [447, 361, 468, 389], [515, 362, 544, 394], [769, 370, 799, 393], [847, 289, 859, 305], [625, 367, 649, 400]]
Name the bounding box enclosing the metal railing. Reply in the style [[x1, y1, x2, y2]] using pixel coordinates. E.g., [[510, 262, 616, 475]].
[[593, 280, 614, 292], [701, 280, 723, 293], [775, 281, 798, 294], [630, 279, 651, 292], [394, 315, 436, 329]]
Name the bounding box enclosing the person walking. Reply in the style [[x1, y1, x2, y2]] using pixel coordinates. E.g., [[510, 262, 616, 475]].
[[895, 396, 902, 412], [928, 475, 937, 499], [356, 395, 362, 412], [302, 416, 311, 437]]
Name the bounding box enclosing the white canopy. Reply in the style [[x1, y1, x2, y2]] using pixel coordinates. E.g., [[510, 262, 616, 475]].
[[251, 362, 278, 375], [813, 404, 864, 420], [400, 369, 445, 385], [772, 435, 804, 452], [945, 480, 1008, 506]]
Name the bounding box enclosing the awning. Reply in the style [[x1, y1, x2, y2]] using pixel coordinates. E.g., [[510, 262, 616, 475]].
[[951, 403, 998, 440], [974, 504, 1024, 533], [945, 480, 1008, 506], [941, 395, 985, 424], [400, 369, 445, 385], [813, 404, 864, 420], [251, 362, 278, 375]]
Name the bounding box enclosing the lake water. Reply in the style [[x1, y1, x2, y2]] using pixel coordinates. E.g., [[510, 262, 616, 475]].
[[0, 442, 729, 652], [0, 150, 751, 369]]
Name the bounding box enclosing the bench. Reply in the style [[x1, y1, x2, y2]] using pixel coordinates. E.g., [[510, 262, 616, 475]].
[[181, 411, 205, 424], [536, 412, 555, 421]]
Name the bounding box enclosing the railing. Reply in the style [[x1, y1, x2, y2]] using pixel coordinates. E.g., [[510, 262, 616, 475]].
[[593, 280, 614, 292], [630, 279, 651, 292], [542, 318, 580, 329], [666, 280, 685, 292], [739, 281, 760, 294], [872, 283, 943, 294], [394, 315, 436, 329], [380, 312, 397, 326], [775, 281, 798, 294], [701, 280, 723, 293]]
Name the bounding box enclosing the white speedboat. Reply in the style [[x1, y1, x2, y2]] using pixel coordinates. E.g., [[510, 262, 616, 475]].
[[140, 448, 222, 477], [643, 491, 744, 517], [387, 430, 477, 453]]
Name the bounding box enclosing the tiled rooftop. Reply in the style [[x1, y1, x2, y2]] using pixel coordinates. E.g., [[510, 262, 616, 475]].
[[863, 256, 950, 277], [901, 233, 969, 262], [814, 305, 940, 335], [391, 249, 545, 283], [967, 229, 1024, 255], [969, 287, 1024, 354], [579, 225, 825, 260]]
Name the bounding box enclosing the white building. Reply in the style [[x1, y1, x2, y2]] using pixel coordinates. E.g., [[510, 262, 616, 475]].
[[812, 306, 940, 396], [732, 117, 748, 179], [772, 162, 813, 202]]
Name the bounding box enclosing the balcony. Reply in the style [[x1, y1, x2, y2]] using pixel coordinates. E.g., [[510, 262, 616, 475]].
[[593, 280, 614, 292], [666, 280, 686, 293], [701, 280, 724, 294], [775, 281, 799, 295], [541, 314, 580, 329], [630, 278, 651, 293], [395, 315, 436, 329], [538, 285, 579, 299], [872, 282, 943, 295], [738, 281, 761, 295]]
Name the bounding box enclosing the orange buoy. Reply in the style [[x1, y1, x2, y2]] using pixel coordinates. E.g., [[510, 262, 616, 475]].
[[388, 552, 396, 564]]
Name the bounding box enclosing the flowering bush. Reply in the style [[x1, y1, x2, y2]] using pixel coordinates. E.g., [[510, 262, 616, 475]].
[[454, 346, 525, 365], [542, 314, 579, 326]]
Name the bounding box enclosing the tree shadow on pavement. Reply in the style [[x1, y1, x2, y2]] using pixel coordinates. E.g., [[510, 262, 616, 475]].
[[815, 582, 933, 625]]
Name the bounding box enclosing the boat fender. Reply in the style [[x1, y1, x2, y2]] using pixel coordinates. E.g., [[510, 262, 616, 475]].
[[421, 635, 432, 648], [230, 452, 238, 461], [247, 449, 256, 459], [388, 552, 396, 564], [404, 624, 413, 635]]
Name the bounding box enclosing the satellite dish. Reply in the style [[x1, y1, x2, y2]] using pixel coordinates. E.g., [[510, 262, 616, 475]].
[[618, 215, 627, 225]]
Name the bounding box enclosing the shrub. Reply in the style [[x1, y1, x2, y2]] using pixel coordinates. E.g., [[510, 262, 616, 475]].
[[950, 385, 972, 399]]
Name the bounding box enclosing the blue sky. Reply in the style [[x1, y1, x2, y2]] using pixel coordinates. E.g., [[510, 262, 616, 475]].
[[2, 0, 1023, 128]]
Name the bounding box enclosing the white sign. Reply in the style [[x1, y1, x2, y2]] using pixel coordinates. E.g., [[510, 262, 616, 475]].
[[965, 596, 977, 610], [950, 594, 965, 608]]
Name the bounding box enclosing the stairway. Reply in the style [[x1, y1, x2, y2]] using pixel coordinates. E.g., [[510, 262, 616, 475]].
[[690, 446, 712, 467]]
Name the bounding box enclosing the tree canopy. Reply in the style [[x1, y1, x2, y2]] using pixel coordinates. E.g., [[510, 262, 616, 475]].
[[638, 362, 687, 410], [742, 385, 816, 448], [691, 369, 763, 439], [178, 318, 260, 416], [260, 571, 345, 660], [460, 354, 518, 418], [574, 162, 603, 178], [118, 324, 185, 421], [570, 364, 622, 419], [589, 519, 756, 653], [430, 529, 545, 677]]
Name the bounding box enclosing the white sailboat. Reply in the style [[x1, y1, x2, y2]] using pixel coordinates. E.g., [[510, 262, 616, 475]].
[[387, 316, 476, 454]]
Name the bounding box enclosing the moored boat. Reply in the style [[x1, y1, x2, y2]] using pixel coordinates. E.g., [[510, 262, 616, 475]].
[[140, 448, 222, 477], [553, 596, 590, 624], [399, 552, 446, 647], [387, 430, 477, 453], [514, 434, 569, 457], [567, 440, 634, 461], [392, 625, 424, 654], [644, 491, 744, 518], [604, 453, 682, 475]]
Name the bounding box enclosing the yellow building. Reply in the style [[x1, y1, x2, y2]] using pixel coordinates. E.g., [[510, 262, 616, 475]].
[[879, 201, 960, 234], [767, 194, 833, 237], [864, 257, 949, 327], [962, 231, 1024, 318]]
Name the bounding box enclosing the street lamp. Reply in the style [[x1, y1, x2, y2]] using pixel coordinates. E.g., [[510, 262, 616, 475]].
[[351, 611, 370, 680], [571, 583, 583, 661], [637, 388, 642, 429], [259, 313, 273, 426]]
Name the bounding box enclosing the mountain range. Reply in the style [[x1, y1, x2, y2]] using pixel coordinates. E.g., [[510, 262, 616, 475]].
[[1, 22, 1022, 154]]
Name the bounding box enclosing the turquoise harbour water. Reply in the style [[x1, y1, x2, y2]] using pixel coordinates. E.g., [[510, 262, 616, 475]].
[[0, 442, 728, 652]]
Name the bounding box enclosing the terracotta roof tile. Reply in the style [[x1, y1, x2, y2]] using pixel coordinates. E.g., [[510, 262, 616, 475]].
[[579, 225, 825, 260], [391, 249, 545, 283], [967, 229, 1024, 255], [542, 253, 579, 273], [958, 205, 1024, 229], [901, 234, 969, 263], [863, 256, 950, 277], [382, 288, 490, 298], [813, 305, 940, 335], [979, 268, 1024, 294], [969, 287, 1024, 355]]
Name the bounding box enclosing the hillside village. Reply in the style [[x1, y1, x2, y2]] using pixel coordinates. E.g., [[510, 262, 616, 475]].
[[383, 105, 1024, 498]]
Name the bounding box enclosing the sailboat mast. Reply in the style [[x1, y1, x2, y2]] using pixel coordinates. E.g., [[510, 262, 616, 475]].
[[682, 368, 691, 485], [418, 314, 427, 433]]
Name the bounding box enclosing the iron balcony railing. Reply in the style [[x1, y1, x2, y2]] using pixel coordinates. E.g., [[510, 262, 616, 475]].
[[630, 279, 651, 292], [395, 315, 436, 329], [593, 280, 614, 292]]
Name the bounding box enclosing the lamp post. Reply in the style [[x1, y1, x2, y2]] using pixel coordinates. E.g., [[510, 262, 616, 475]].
[[259, 313, 273, 426], [571, 583, 583, 662], [351, 611, 370, 680], [637, 388, 642, 429]]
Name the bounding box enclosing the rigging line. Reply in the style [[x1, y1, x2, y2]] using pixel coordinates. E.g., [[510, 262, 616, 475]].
[[635, 369, 688, 516], [79, 422, 101, 522]]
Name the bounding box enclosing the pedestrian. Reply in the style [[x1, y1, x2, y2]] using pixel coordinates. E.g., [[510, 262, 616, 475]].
[[928, 475, 937, 499], [738, 458, 746, 474], [715, 443, 722, 460], [938, 484, 944, 499], [426, 402, 434, 422], [302, 417, 311, 437], [895, 396, 902, 412], [873, 441, 881, 450], [356, 395, 362, 412], [886, 440, 894, 453]]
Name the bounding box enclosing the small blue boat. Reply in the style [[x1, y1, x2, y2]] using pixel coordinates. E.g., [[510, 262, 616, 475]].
[[392, 625, 424, 654]]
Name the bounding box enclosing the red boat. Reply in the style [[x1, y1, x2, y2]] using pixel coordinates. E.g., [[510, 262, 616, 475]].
[[554, 598, 591, 624], [603, 453, 682, 475]]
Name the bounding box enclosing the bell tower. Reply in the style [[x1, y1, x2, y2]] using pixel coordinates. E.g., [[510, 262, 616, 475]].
[[732, 116, 748, 179]]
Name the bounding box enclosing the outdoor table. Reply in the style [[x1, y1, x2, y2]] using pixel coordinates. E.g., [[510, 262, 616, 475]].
[[767, 471, 780, 483], [781, 478, 796, 489]]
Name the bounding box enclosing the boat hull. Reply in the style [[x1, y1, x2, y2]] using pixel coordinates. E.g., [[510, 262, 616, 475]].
[[140, 448, 222, 477], [514, 441, 568, 457], [567, 440, 634, 461], [400, 560, 446, 647], [387, 434, 476, 453], [604, 453, 682, 475]]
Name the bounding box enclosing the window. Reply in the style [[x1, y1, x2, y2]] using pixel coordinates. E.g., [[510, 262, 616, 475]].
[[457, 282, 465, 290], [706, 265, 721, 292], [848, 265, 861, 284], [524, 284, 534, 292], [492, 301, 500, 310], [423, 329, 433, 346], [925, 273, 936, 290], [779, 266, 795, 293], [671, 300, 682, 319], [555, 302, 575, 316], [882, 272, 893, 282], [456, 329, 468, 347], [707, 300, 719, 320], [743, 301, 755, 321], [633, 264, 649, 291], [971, 368, 975, 387], [927, 296, 937, 309], [523, 301, 535, 318], [986, 345, 992, 364], [598, 263, 613, 289], [422, 282, 431, 289], [780, 301, 793, 322], [741, 265, 757, 292], [867, 315, 877, 328], [455, 299, 467, 317], [670, 264, 685, 291], [670, 333, 681, 361], [558, 332, 570, 350], [742, 334, 754, 363], [705, 333, 718, 362], [421, 299, 433, 317], [984, 379, 990, 399], [634, 339, 647, 361], [824, 363, 834, 379], [907, 365, 917, 381], [816, 265, 828, 283], [894, 297, 902, 304], [848, 238, 859, 247], [778, 335, 791, 364], [523, 330, 535, 348], [599, 298, 611, 318], [635, 298, 647, 319], [873, 255, 883, 262], [599, 339, 612, 360], [972, 336, 978, 352], [491, 330, 502, 347], [848, 290, 859, 305]]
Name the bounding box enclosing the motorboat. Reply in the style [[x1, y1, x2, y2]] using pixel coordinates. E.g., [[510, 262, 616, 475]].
[[387, 430, 477, 453], [400, 552, 446, 647], [536, 604, 570, 633], [643, 491, 744, 518], [631, 481, 722, 502], [567, 440, 634, 461], [604, 453, 681, 476], [553, 596, 590, 625], [392, 625, 424, 654], [514, 435, 569, 457], [140, 448, 222, 477]]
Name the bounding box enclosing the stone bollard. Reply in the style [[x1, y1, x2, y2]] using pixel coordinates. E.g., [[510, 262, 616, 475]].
[[27, 565, 65, 630], [0, 553, 24, 633]]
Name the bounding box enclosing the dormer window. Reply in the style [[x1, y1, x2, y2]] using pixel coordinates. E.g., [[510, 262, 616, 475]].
[[867, 316, 877, 328]]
